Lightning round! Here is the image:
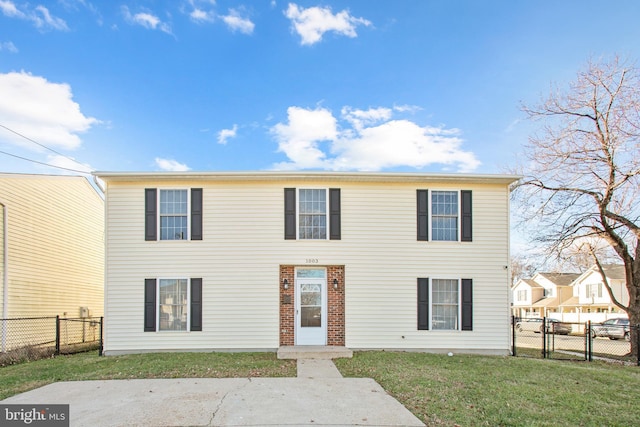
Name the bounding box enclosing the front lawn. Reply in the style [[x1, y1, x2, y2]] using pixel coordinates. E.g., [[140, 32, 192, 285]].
[[0, 351, 296, 400], [335, 351, 640, 426]]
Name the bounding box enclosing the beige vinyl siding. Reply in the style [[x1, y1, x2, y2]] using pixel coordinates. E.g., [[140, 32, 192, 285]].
[[103, 177, 512, 355], [0, 174, 104, 319]]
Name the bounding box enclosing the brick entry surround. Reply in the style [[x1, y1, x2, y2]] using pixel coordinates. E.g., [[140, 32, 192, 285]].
[[279, 265, 345, 346]]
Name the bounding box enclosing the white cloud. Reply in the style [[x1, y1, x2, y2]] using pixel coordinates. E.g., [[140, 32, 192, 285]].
[[0, 71, 99, 151], [0, 41, 18, 53], [0, 1, 24, 18], [217, 124, 238, 145], [271, 106, 337, 168], [271, 105, 480, 172], [221, 9, 254, 34], [0, 1, 68, 31], [155, 158, 191, 172], [341, 106, 392, 130], [284, 3, 371, 45], [122, 6, 172, 35], [190, 8, 215, 23]]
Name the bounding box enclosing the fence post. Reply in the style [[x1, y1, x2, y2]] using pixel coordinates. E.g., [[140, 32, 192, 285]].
[[542, 317, 547, 358], [511, 316, 516, 357], [55, 315, 60, 355], [99, 317, 103, 357], [636, 324, 639, 367], [587, 320, 593, 362]]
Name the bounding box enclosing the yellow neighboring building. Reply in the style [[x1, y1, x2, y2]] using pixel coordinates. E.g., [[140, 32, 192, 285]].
[[0, 174, 104, 321]]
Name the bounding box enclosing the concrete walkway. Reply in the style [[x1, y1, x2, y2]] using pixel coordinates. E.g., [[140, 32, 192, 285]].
[[2, 357, 425, 426]]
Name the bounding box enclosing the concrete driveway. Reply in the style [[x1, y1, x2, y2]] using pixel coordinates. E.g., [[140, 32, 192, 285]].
[[2, 360, 424, 426]]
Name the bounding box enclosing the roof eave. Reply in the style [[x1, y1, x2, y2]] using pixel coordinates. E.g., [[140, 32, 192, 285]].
[[93, 171, 522, 185]]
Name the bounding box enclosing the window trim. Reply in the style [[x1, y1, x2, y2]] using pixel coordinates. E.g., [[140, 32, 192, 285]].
[[296, 187, 329, 240], [157, 277, 190, 332], [418, 277, 473, 331], [429, 189, 460, 242], [430, 277, 461, 331], [158, 188, 191, 241]]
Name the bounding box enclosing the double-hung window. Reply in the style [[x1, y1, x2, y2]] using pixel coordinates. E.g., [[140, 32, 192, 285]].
[[418, 277, 473, 331], [144, 278, 202, 332], [145, 188, 203, 241], [517, 289, 528, 302], [431, 191, 458, 241], [299, 189, 327, 240], [160, 190, 188, 240], [431, 279, 459, 330], [284, 188, 341, 240], [158, 279, 188, 331], [417, 189, 472, 242]]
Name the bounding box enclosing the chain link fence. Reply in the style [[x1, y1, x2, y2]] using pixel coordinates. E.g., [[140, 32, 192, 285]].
[[511, 316, 640, 365], [0, 316, 103, 366]]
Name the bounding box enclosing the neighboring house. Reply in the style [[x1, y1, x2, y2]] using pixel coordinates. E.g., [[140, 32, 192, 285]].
[[511, 279, 545, 318], [565, 264, 629, 316], [511, 273, 580, 319], [0, 174, 104, 350], [96, 171, 519, 356], [511, 265, 629, 325]]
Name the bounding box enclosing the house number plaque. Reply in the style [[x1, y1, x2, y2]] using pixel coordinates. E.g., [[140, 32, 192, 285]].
[[305, 258, 319, 264]]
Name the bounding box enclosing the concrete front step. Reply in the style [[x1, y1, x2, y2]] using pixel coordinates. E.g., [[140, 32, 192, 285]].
[[277, 345, 353, 360]]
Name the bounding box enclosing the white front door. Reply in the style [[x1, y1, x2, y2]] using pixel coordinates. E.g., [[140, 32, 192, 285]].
[[295, 269, 327, 345]]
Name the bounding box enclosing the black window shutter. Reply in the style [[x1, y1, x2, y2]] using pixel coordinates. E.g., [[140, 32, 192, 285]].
[[417, 190, 429, 241], [190, 278, 203, 331], [191, 188, 203, 241], [145, 189, 157, 241], [461, 278, 473, 331], [284, 188, 296, 240], [144, 279, 157, 332], [329, 188, 341, 240], [417, 278, 429, 330], [461, 190, 472, 242]]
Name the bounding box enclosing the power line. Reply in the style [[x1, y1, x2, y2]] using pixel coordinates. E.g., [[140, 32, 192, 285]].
[[0, 123, 94, 174], [0, 148, 92, 174]]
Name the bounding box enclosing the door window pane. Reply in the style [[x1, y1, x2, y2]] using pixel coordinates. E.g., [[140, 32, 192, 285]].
[[300, 283, 321, 327]]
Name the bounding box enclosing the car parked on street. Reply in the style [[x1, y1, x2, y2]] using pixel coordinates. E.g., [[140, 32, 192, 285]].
[[515, 318, 572, 335], [590, 318, 630, 341]]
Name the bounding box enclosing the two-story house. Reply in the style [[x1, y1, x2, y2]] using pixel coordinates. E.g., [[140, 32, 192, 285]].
[[95, 171, 519, 356], [511, 272, 580, 318], [569, 264, 629, 314], [0, 173, 104, 351]]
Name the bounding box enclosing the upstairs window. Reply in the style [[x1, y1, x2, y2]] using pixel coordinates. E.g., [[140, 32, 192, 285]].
[[284, 188, 341, 240], [145, 188, 203, 241], [417, 190, 472, 242], [160, 190, 188, 240], [299, 189, 327, 239], [431, 191, 458, 241]]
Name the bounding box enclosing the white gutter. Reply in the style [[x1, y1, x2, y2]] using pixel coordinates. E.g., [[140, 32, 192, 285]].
[[1, 201, 7, 353]]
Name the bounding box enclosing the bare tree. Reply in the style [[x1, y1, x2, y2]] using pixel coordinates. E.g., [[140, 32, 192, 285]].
[[515, 56, 640, 355], [510, 255, 537, 285]]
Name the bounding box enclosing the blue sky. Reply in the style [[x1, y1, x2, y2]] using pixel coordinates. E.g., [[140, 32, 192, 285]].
[[1, 0, 640, 177]]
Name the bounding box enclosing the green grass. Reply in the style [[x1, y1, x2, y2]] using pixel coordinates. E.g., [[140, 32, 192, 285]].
[[334, 351, 640, 426], [3, 350, 640, 426], [0, 351, 296, 400]]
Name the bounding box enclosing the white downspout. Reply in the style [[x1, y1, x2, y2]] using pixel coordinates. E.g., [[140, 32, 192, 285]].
[[1, 201, 7, 353]]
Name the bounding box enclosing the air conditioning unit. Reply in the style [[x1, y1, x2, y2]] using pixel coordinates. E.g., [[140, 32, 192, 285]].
[[79, 306, 89, 318]]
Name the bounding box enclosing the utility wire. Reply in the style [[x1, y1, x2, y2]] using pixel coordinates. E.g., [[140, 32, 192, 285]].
[[0, 149, 92, 174], [0, 123, 94, 174]]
